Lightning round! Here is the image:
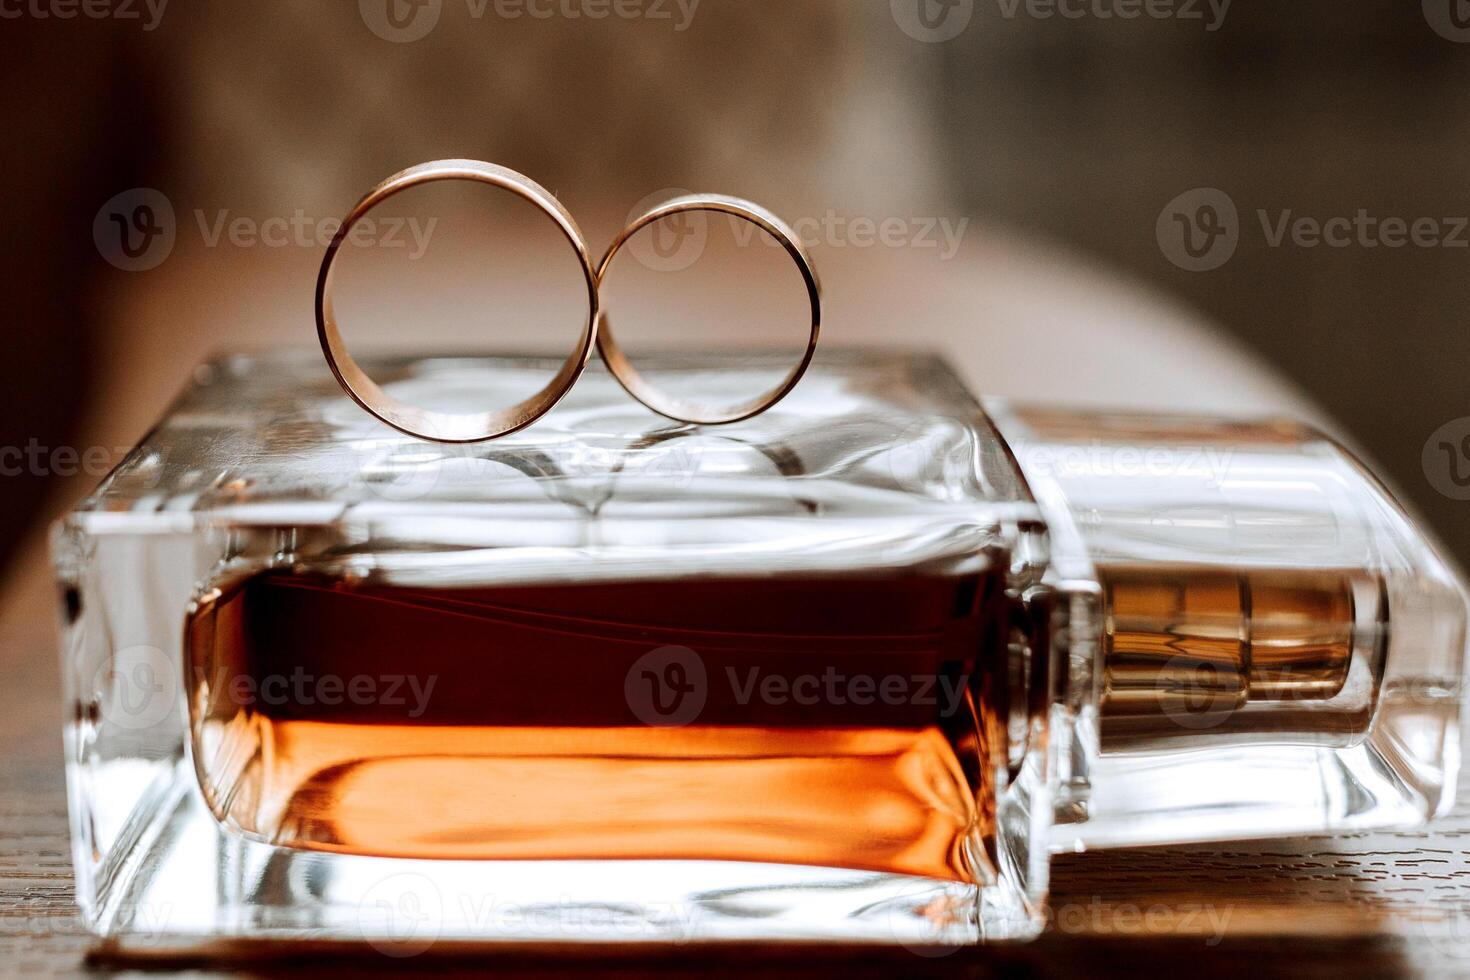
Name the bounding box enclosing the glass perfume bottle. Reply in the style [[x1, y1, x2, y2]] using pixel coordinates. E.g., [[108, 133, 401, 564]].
[[53, 350, 1467, 952]]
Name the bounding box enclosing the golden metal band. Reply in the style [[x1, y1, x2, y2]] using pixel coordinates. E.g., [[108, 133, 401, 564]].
[[317, 167, 820, 440], [315, 159, 599, 443], [596, 194, 822, 426]]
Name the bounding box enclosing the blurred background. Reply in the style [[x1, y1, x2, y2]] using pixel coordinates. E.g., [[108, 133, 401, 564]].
[[4, 0, 1470, 587]]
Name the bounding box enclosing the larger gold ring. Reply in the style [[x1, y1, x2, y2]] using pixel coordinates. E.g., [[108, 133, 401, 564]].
[[315, 159, 599, 443], [596, 194, 821, 425]]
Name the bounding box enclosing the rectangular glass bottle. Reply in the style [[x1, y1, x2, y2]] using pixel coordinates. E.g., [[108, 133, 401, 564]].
[[53, 351, 1467, 952]]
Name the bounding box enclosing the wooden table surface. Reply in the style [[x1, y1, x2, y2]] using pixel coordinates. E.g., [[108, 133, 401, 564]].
[[2, 240, 1466, 977]]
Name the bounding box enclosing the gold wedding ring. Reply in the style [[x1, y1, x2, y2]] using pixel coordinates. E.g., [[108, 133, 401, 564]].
[[318, 165, 820, 440], [315, 159, 599, 443], [596, 194, 822, 425]]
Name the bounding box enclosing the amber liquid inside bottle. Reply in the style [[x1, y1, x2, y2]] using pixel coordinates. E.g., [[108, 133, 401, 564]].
[[186, 567, 1009, 883]]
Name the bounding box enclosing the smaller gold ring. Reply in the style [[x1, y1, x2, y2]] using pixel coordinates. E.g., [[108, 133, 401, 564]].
[[315, 159, 599, 443], [595, 194, 821, 425]]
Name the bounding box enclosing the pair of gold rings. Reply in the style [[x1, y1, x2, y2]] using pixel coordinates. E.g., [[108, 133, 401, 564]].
[[315, 159, 821, 444]]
